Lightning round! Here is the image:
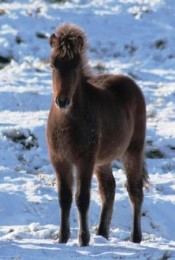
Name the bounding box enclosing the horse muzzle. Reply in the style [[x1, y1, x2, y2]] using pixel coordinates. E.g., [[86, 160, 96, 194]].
[[55, 96, 70, 110]]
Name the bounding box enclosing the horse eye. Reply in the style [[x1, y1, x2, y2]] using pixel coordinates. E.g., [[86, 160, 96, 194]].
[[50, 64, 54, 69]]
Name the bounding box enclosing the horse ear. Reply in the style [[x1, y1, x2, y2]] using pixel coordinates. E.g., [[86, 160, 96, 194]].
[[49, 33, 57, 48]]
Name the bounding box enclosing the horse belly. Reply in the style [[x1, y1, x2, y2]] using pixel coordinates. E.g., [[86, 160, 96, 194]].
[[96, 126, 133, 166]]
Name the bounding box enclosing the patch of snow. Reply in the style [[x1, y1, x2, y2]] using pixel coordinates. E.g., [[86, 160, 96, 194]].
[[0, 0, 175, 259]]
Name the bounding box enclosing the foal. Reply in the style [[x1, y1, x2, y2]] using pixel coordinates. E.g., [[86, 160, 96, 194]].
[[47, 23, 148, 246]]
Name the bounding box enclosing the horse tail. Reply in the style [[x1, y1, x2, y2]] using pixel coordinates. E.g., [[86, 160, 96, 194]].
[[142, 161, 149, 189]]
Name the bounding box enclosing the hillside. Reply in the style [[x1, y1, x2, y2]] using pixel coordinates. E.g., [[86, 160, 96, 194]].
[[0, 1, 175, 259]]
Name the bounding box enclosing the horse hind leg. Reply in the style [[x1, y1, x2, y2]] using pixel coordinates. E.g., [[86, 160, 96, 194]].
[[95, 164, 116, 239], [122, 149, 144, 243]]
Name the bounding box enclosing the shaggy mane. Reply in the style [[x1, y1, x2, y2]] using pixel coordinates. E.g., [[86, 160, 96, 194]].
[[50, 24, 87, 60]]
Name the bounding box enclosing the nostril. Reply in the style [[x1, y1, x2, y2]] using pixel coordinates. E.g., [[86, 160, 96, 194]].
[[55, 96, 70, 109]]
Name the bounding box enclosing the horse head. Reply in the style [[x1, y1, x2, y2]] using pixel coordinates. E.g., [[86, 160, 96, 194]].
[[49, 24, 87, 110]]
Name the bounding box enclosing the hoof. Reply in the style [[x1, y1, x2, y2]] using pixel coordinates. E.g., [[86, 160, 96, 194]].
[[79, 231, 90, 247], [96, 228, 109, 240], [130, 233, 142, 244], [58, 237, 68, 244], [58, 230, 70, 244]]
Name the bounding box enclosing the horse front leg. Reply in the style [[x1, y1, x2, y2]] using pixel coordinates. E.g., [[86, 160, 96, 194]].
[[51, 156, 73, 243], [95, 164, 116, 239], [75, 160, 94, 246], [123, 151, 144, 243]]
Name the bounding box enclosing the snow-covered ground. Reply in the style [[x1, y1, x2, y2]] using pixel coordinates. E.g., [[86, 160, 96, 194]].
[[0, 0, 175, 259]]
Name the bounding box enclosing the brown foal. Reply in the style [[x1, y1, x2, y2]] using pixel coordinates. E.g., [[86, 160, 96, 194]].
[[46, 23, 148, 246]]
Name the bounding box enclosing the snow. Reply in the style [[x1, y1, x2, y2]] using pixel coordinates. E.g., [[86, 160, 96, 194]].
[[0, 0, 175, 259]]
